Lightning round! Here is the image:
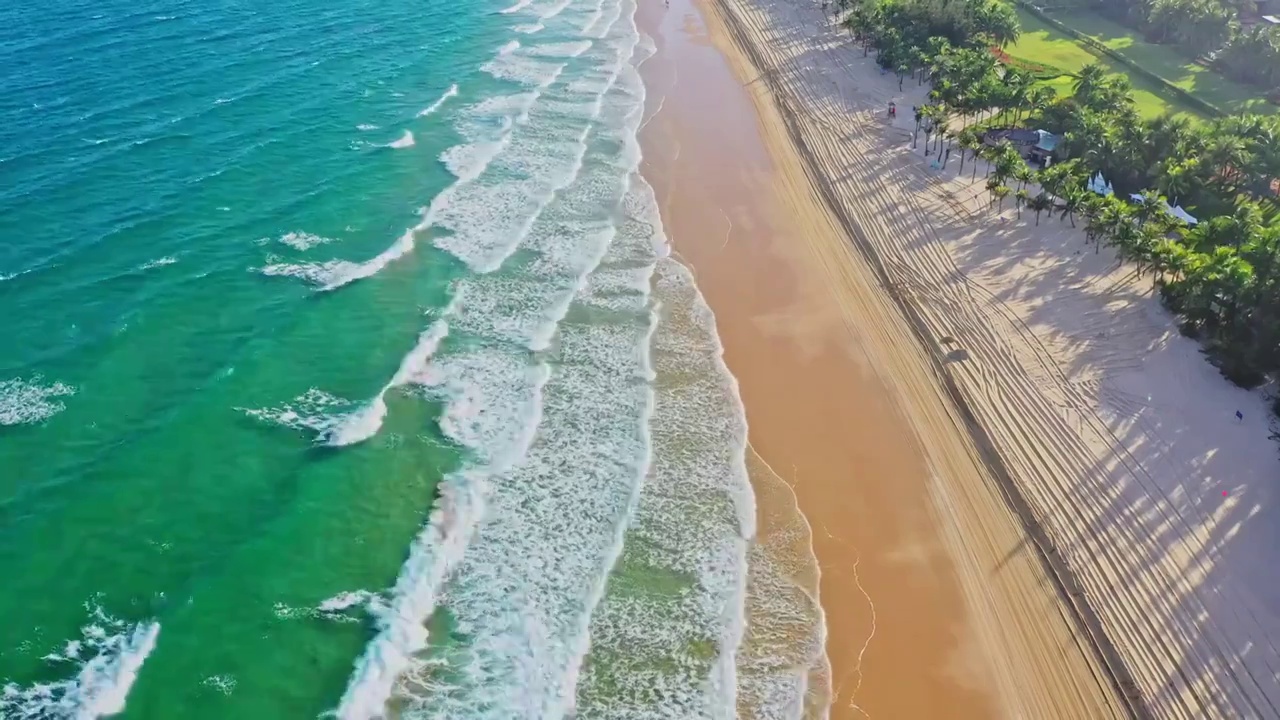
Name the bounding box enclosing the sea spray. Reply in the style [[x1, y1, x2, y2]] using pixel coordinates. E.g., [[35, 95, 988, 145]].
[[0, 605, 160, 719]]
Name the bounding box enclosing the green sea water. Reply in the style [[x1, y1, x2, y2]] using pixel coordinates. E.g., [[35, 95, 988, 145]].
[[0, 0, 825, 716]]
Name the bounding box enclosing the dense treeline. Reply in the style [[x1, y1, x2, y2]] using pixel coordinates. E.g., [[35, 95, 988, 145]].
[[839, 0, 1280, 388], [1094, 0, 1280, 91]]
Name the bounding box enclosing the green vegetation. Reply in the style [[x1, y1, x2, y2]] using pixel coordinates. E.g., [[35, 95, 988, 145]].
[[1045, 9, 1277, 115], [838, 0, 1280, 391], [1095, 0, 1280, 92], [1005, 6, 1198, 118]]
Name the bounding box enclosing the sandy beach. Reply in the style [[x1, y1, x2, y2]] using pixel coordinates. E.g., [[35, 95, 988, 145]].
[[637, 0, 1128, 717], [639, 0, 1280, 715]]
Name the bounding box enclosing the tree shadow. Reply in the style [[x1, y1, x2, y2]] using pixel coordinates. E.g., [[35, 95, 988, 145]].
[[715, 0, 1280, 713]]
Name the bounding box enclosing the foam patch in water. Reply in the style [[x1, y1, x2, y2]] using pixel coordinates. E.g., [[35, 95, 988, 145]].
[[0, 377, 76, 426], [273, 231, 338, 251], [137, 256, 177, 271]]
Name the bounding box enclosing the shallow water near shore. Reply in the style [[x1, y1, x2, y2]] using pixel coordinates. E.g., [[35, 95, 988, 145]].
[[0, 0, 818, 716]]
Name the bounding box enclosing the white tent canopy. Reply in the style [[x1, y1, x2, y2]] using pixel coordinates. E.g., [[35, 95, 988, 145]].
[[1128, 192, 1198, 225], [1088, 172, 1113, 196]]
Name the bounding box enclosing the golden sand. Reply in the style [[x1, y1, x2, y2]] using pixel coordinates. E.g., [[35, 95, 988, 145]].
[[635, 0, 1127, 716]]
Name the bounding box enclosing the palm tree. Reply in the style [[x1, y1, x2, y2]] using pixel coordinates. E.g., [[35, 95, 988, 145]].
[[1059, 187, 1086, 227], [956, 127, 980, 176], [1029, 193, 1053, 225], [1015, 188, 1031, 218], [1156, 158, 1200, 206], [979, 2, 1020, 48], [1072, 64, 1108, 102], [993, 184, 1012, 213], [1026, 86, 1056, 121], [986, 176, 1002, 205]]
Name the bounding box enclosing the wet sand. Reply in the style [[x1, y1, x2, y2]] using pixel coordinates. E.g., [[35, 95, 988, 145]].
[[635, 0, 1126, 717]]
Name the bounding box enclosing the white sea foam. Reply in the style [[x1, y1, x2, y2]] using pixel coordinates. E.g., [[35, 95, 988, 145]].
[[318, 590, 380, 614], [262, 89, 545, 293], [498, 39, 521, 56], [356, 123, 380, 131], [333, 351, 551, 719], [275, 231, 337, 251], [482, 51, 566, 86], [387, 130, 415, 149], [243, 313, 451, 446], [533, 40, 595, 57], [323, 316, 451, 447], [432, 23, 634, 274], [258, 228, 414, 291], [0, 605, 160, 719], [515, 22, 545, 33], [331, 0, 775, 714], [330, 2, 734, 716], [202, 675, 237, 696], [241, 388, 362, 439], [0, 377, 76, 426], [417, 84, 459, 117], [137, 256, 177, 271], [538, 0, 575, 20], [499, 0, 535, 13]]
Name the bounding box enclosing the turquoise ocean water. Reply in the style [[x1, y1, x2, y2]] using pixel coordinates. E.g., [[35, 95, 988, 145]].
[[0, 0, 826, 716]]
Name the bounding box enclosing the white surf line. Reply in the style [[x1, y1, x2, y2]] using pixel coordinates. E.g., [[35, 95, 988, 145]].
[[332, 359, 551, 719], [417, 84, 459, 117], [749, 445, 834, 717], [386, 130, 415, 149], [499, 0, 534, 13], [264, 40, 553, 293], [0, 617, 161, 719], [538, 0, 575, 21], [550, 302, 661, 714], [637, 90, 665, 131], [323, 288, 462, 446], [299, 87, 540, 292]]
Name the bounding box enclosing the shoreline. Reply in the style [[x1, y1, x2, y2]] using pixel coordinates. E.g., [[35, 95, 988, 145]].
[[634, 0, 1125, 716], [683, 0, 1280, 716], [698, 0, 1145, 715]]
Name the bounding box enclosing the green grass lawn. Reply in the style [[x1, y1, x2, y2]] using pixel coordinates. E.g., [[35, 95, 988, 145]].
[[1007, 6, 1202, 119], [1051, 10, 1277, 116]]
